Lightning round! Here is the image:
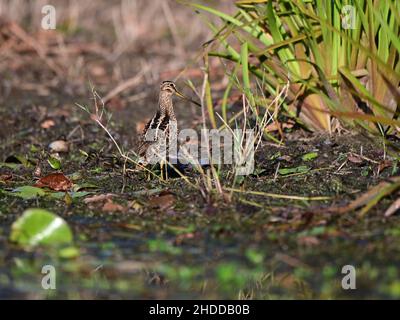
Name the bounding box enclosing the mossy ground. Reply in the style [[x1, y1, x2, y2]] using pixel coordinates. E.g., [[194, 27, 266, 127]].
[[1, 91, 400, 299]]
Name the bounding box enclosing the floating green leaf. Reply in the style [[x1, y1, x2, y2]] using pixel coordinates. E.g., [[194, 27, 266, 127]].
[[10, 208, 73, 247]]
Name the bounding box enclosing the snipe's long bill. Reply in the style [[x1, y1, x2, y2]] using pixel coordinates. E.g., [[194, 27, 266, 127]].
[[137, 81, 200, 164]]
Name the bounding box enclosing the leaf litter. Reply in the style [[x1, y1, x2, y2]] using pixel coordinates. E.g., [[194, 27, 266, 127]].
[[35, 173, 72, 191]]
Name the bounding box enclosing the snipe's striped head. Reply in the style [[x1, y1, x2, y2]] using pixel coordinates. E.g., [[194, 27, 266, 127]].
[[160, 81, 178, 95], [160, 80, 201, 107]]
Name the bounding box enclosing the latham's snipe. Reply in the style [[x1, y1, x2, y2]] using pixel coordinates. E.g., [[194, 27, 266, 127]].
[[137, 81, 200, 165]]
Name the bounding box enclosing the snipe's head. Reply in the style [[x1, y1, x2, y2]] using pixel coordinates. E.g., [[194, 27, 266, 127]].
[[160, 80, 201, 106], [160, 81, 179, 96]]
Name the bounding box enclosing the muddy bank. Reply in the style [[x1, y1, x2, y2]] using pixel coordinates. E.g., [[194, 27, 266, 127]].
[[1, 92, 400, 299]]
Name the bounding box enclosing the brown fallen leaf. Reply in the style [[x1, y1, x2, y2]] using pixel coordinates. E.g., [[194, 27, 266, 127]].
[[102, 199, 126, 213], [83, 193, 114, 204], [378, 160, 392, 174], [347, 153, 363, 164], [35, 173, 72, 191], [40, 119, 55, 129], [149, 192, 176, 211]]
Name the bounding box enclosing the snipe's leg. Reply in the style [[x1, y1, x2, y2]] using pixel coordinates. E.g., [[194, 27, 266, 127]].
[[160, 160, 169, 181]]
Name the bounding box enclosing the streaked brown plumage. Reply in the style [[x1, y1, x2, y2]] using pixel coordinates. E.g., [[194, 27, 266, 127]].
[[138, 81, 192, 164]]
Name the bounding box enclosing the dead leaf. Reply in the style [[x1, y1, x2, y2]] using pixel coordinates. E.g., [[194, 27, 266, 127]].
[[40, 119, 55, 129], [83, 193, 114, 204], [35, 173, 72, 191], [347, 153, 363, 164], [384, 198, 400, 217], [378, 160, 392, 173], [149, 192, 176, 211], [102, 199, 126, 212]]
